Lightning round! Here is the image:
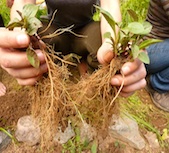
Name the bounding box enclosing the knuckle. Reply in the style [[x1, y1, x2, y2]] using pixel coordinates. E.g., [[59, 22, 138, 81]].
[[1, 59, 12, 68]]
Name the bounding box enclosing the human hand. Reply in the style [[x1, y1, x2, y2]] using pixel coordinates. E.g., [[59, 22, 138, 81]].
[[111, 59, 146, 97], [0, 28, 47, 85], [97, 41, 147, 97]]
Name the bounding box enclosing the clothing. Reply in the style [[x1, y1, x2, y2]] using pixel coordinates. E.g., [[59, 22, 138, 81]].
[[40, 21, 101, 69], [146, 39, 169, 93], [145, 0, 169, 93], [146, 0, 169, 39], [0, 15, 4, 27], [45, 0, 99, 29], [41, 0, 101, 68]]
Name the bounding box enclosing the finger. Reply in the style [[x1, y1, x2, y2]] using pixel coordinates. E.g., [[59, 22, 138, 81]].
[[121, 58, 142, 75], [0, 49, 45, 68], [97, 42, 114, 64], [120, 79, 146, 94], [17, 75, 42, 86], [0, 28, 30, 48], [120, 91, 135, 97], [4, 63, 48, 79], [111, 63, 146, 86]]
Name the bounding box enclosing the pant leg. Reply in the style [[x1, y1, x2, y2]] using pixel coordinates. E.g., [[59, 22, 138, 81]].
[[145, 39, 169, 93], [72, 21, 102, 69], [39, 22, 72, 55], [39, 21, 102, 68]]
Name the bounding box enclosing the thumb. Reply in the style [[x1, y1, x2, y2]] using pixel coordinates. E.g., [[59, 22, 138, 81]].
[[97, 42, 114, 64]]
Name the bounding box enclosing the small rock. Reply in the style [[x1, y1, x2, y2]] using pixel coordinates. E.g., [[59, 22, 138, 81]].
[[54, 120, 75, 144], [0, 131, 11, 151], [15, 115, 40, 146], [79, 121, 97, 142], [109, 114, 146, 150], [144, 131, 160, 149]]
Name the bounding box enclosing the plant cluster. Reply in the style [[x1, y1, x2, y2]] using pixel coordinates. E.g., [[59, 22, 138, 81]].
[[95, 6, 161, 64]]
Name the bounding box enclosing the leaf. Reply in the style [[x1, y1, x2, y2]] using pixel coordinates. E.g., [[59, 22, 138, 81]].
[[103, 32, 111, 39], [6, 18, 23, 30], [131, 44, 139, 59], [162, 129, 168, 140], [22, 4, 39, 18], [26, 17, 42, 35], [141, 21, 152, 35], [138, 52, 150, 64], [127, 9, 138, 22], [139, 39, 162, 49], [16, 10, 23, 19], [127, 22, 145, 34], [26, 47, 40, 68], [94, 5, 116, 33], [91, 140, 98, 153]]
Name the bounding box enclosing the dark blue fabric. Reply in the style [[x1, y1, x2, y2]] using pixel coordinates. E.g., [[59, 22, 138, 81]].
[[45, 0, 99, 29], [145, 39, 169, 93]]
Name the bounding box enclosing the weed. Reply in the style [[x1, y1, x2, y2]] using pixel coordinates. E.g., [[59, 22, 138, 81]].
[[62, 127, 93, 153], [120, 93, 169, 148]]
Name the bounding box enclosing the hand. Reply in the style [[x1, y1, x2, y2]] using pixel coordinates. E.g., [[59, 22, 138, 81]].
[[0, 28, 47, 85], [97, 41, 147, 97]]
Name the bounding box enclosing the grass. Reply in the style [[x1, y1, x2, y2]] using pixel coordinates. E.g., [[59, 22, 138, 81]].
[[0, 0, 10, 26], [120, 92, 169, 148], [1, 0, 150, 26], [120, 0, 149, 26]]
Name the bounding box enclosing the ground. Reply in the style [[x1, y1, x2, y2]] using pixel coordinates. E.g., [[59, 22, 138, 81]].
[[0, 68, 169, 153]]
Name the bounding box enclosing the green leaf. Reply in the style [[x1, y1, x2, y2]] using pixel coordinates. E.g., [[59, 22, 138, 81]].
[[131, 44, 139, 59], [103, 32, 111, 39], [26, 47, 40, 68], [141, 21, 152, 35], [127, 22, 145, 34], [94, 5, 116, 33], [139, 39, 163, 49], [6, 18, 23, 30], [22, 4, 39, 18], [91, 141, 98, 153], [138, 52, 150, 64], [26, 17, 42, 35], [127, 9, 138, 22]]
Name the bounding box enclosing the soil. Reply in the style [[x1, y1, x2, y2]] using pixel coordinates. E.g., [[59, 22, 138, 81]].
[[0, 68, 169, 153]]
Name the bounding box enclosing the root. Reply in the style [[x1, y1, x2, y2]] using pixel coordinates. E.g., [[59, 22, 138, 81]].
[[27, 34, 126, 151], [70, 57, 125, 128], [30, 45, 75, 150]]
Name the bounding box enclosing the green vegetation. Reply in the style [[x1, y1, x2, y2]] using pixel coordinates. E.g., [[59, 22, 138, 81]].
[[0, 0, 10, 26], [120, 93, 169, 148], [62, 127, 97, 153], [1, 0, 149, 26], [121, 0, 150, 26]]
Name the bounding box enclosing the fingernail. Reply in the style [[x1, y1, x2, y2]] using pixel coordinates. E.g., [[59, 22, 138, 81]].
[[16, 34, 29, 46], [36, 51, 43, 58], [111, 78, 120, 85]]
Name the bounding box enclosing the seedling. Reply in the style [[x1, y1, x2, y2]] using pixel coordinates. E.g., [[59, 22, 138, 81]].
[[95, 6, 162, 64], [7, 4, 42, 68]]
